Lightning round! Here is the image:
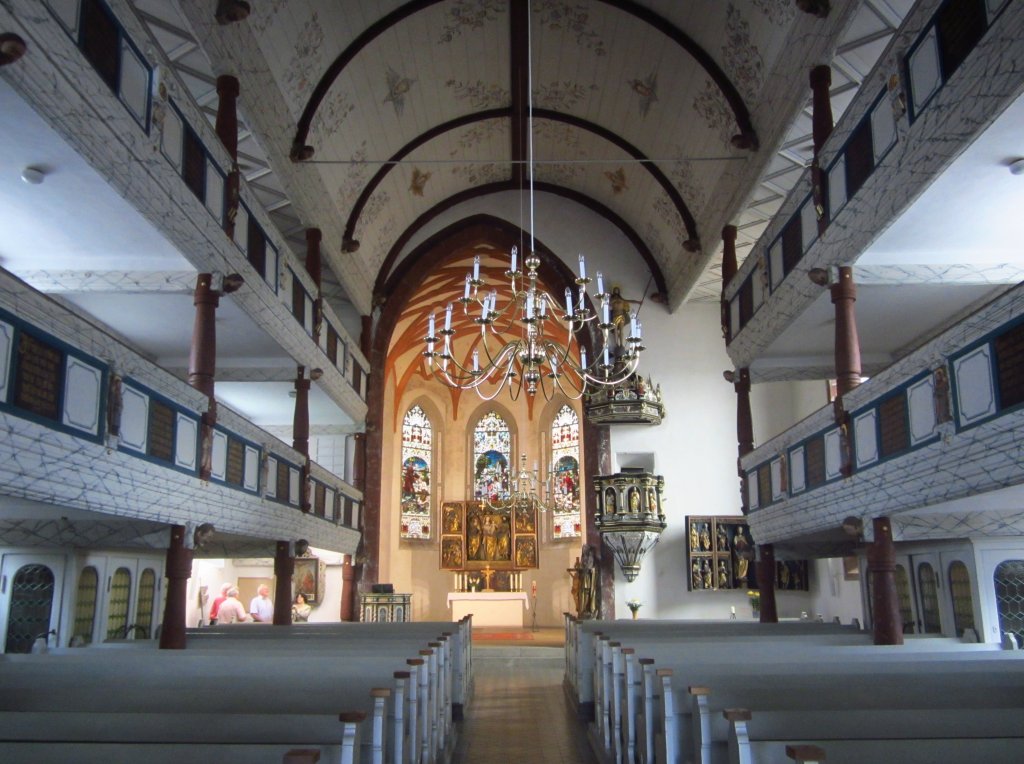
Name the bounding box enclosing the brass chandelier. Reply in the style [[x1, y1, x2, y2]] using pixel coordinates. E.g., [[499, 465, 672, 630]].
[[422, 246, 644, 400], [421, 10, 646, 401]]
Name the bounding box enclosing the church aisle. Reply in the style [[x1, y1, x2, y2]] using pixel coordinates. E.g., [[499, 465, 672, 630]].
[[455, 646, 598, 763]]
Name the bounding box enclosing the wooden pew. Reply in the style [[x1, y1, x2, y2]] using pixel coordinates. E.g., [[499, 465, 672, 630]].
[[637, 647, 1020, 764], [0, 621, 471, 764]]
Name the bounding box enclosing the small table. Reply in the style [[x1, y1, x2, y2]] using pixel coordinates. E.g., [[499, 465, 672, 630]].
[[446, 592, 529, 627]]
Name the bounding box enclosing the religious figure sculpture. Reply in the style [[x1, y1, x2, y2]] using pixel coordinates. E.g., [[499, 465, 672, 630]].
[[609, 286, 642, 349], [700, 523, 712, 551], [467, 508, 512, 562], [629, 488, 640, 513], [572, 544, 598, 620], [691, 559, 702, 589], [733, 526, 752, 585], [690, 522, 700, 553]]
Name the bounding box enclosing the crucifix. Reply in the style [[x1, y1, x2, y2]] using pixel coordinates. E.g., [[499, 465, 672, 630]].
[[481, 565, 495, 592]]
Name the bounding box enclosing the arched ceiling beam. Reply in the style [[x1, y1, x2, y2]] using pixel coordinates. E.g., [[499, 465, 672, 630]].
[[290, 0, 756, 160], [343, 109, 698, 251], [375, 183, 668, 302]]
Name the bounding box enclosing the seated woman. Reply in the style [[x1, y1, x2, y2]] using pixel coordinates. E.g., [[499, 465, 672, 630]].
[[291, 592, 312, 623]]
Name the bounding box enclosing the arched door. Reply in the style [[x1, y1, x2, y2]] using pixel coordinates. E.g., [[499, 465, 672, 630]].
[[1, 555, 65, 653]]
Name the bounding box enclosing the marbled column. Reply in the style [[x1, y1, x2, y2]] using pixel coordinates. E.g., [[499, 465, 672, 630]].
[[273, 541, 295, 626], [810, 64, 833, 236], [756, 543, 779, 624], [585, 422, 615, 619], [306, 229, 323, 343], [734, 368, 754, 511], [159, 525, 193, 649], [831, 266, 862, 396], [361, 315, 373, 358], [721, 225, 738, 339], [188, 274, 220, 481], [340, 554, 356, 621], [352, 432, 367, 492], [867, 517, 904, 645], [215, 75, 240, 240], [187, 274, 219, 399], [304, 228, 323, 289], [292, 366, 311, 457]]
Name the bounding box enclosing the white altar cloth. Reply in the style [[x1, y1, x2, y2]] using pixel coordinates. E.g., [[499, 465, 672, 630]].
[[446, 592, 529, 627]]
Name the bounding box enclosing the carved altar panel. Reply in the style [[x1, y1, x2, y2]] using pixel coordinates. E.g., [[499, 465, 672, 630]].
[[439, 500, 538, 571], [686, 515, 809, 592]]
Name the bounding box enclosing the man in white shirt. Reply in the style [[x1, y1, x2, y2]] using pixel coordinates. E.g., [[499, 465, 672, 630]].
[[249, 584, 274, 622]]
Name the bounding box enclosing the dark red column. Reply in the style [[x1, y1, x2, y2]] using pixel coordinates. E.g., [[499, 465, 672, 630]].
[[360, 315, 373, 358], [729, 367, 754, 511], [305, 229, 323, 344], [188, 274, 220, 399], [721, 225, 738, 340], [352, 433, 367, 492], [159, 525, 193, 649], [831, 266, 862, 397], [215, 75, 240, 240], [273, 541, 295, 626], [867, 517, 904, 645], [292, 367, 311, 457], [756, 543, 779, 624], [809, 65, 833, 236], [189, 275, 220, 481], [584, 422, 615, 620], [340, 554, 357, 621], [0, 33, 27, 67], [305, 228, 323, 289]]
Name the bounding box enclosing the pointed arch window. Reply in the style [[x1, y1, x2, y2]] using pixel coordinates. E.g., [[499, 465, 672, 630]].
[[400, 405, 433, 540], [551, 405, 582, 539], [473, 411, 511, 503]]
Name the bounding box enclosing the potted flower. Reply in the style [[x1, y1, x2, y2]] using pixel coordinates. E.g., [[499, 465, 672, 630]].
[[626, 598, 643, 620], [747, 590, 760, 619]]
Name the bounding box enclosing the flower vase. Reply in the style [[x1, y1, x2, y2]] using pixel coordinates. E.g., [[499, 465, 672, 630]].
[[751, 606, 760, 620], [631, 609, 639, 620]]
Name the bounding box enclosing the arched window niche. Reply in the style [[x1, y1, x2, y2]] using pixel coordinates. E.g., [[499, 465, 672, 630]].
[[399, 400, 438, 541]]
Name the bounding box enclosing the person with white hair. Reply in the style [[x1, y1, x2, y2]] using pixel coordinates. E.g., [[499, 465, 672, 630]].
[[217, 587, 250, 624], [208, 582, 233, 625], [249, 584, 274, 623]]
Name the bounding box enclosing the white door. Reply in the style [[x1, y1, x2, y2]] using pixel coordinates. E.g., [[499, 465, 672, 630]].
[[1, 554, 66, 653]]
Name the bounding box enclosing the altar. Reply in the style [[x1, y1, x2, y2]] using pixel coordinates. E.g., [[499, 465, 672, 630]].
[[446, 591, 530, 627]]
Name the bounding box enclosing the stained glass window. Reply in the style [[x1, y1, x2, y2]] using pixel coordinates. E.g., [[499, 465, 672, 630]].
[[473, 411, 511, 503], [400, 405, 432, 539], [550, 405, 582, 539]]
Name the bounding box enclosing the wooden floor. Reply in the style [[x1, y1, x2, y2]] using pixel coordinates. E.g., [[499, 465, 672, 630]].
[[455, 645, 596, 763]]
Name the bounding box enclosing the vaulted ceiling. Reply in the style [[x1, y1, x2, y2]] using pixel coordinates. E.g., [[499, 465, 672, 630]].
[[165, 0, 869, 313]]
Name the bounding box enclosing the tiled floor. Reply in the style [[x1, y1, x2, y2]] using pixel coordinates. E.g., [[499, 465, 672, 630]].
[[455, 646, 597, 763]]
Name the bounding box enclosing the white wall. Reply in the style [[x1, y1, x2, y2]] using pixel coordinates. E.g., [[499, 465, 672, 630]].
[[750, 379, 831, 447]]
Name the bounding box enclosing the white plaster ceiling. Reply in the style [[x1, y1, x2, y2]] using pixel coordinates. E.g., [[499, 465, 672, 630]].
[[2, 0, 1021, 441]]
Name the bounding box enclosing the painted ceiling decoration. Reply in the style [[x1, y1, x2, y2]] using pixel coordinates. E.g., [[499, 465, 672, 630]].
[[374, 183, 667, 303], [277, 0, 768, 307]]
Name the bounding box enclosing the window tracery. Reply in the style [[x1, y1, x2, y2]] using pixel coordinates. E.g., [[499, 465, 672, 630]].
[[400, 405, 433, 540]]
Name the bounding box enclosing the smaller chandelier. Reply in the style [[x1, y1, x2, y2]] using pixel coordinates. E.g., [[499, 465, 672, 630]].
[[423, 248, 645, 400], [481, 453, 552, 513]]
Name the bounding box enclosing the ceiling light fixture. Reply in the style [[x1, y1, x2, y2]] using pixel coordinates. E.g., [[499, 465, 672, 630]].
[[20, 166, 45, 185], [422, 1, 646, 401]]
